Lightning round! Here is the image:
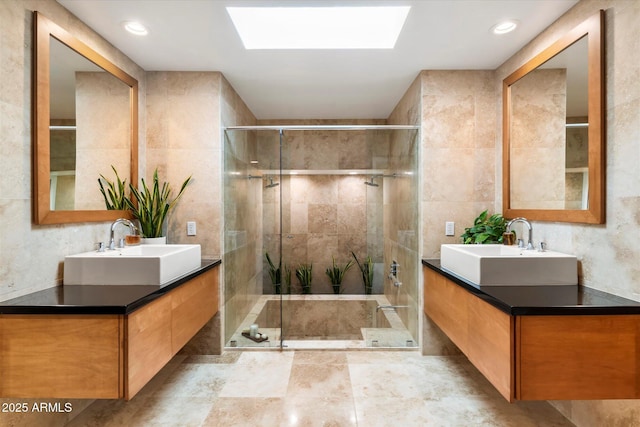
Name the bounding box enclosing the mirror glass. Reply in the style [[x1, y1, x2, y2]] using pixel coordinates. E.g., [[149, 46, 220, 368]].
[[503, 11, 604, 224], [508, 36, 588, 210], [34, 12, 138, 224], [49, 38, 132, 211]]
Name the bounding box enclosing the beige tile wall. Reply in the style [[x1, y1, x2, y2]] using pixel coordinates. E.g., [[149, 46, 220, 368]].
[[146, 71, 224, 254], [420, 70, 498, 258]]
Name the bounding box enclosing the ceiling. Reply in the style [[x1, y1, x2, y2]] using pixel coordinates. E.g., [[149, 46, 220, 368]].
[[57, 0, 578, 120]]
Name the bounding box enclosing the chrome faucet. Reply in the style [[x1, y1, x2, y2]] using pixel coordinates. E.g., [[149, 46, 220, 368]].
[[506, 217, 534, 250], [109, 218, 137, 250]]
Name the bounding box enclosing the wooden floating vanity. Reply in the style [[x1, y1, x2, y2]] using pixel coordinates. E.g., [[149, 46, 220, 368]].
[[0, 260, 220, 400], [423, 260, 640, 402]]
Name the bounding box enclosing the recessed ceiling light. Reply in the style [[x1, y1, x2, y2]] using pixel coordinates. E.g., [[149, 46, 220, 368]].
[[491, 20, 518, 35], [226, 6, 411, 49], [122, 21, 149, 36]]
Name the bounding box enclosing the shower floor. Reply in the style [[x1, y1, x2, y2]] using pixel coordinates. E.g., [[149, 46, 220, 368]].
[[227, 295, 415, 349]]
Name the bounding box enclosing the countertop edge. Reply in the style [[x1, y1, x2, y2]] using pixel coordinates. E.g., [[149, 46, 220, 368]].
[[422, 259, 640, 316], [123, 258, 221, 314], [0, 259, 221, 315]]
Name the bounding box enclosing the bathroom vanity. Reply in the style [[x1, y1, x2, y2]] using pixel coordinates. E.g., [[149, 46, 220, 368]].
[[0, 260, 220, 400], [423, 259, 640, 402]]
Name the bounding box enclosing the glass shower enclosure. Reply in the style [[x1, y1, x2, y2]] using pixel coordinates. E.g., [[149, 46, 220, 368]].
[[223, 125, 420, 349]]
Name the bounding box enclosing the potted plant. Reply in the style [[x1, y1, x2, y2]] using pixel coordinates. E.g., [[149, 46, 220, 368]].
[[460, 210, 509, 244], [325, 256, 354, 294], [265, 252, 282, 294], [295, 263, 313, 294], [352, 252, 374, 295], [98, 165, 128, 210], [125, 168, 192, 241]]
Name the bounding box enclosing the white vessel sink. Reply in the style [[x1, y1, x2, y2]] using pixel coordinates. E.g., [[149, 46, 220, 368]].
[[64, 244, 201, 285], [440, 244, 577, 286]]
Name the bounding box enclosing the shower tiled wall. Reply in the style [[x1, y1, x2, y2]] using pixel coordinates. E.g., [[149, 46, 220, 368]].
[[258, 120, 389, 295]]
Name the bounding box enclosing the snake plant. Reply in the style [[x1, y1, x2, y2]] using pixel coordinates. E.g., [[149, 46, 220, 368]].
[[296, 263, 313, 294], [352, 252, 374, 295], [98, 165, 128, 210], [265, 252, 282, 294], [125, 168, 192, 238], [325, 256, 354, 294]]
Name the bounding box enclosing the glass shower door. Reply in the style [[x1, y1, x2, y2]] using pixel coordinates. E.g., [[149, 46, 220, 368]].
[[222, 128, 282, 348]]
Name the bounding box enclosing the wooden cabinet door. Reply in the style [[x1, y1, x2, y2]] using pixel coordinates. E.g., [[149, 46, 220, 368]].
[[126, 295, 172, 399], [0, 315, 123, 399], [516, 315, 640, 400], [424, 267, 514, 401], [171, 268, 218, 353]]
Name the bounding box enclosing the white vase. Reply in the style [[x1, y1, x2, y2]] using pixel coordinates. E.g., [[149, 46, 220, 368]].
[[140, 236, 167, 245]]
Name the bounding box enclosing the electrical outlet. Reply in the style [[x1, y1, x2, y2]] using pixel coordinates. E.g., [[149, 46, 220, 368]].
[[187, 221, 197, 236], [445, 221, 455, 236]]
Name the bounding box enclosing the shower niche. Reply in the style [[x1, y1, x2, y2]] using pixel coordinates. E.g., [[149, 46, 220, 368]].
[[223, 124, 420, 349]]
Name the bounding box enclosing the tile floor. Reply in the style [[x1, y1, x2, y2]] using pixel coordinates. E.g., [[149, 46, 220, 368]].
[[67, 351, 574, 426]]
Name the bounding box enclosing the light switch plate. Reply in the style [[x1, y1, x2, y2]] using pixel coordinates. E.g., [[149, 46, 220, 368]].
[[187, 221, 197, 236], [445, 221, 455, 236]]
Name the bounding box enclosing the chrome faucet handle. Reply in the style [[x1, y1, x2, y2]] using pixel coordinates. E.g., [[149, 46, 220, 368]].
[[96, 242, 106, 252], [517, 239, 525, 249]]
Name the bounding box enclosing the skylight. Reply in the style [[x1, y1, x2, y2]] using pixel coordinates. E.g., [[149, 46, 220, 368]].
[[226, 6, 411, 49]]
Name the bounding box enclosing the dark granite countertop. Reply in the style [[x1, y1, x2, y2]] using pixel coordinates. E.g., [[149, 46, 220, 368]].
[[0, 259, 221, 315], [423, 259, 640, 315]]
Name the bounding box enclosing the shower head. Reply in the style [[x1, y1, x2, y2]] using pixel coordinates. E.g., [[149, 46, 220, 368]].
[[265, 177, 280, 188], [364, 177, 379, 187]]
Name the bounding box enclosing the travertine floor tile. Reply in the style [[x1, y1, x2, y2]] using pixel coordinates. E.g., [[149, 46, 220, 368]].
[[287, 363, 353, 398], [128, 396, 214, 427], [63, 350, 574, 427], [283, 396, 358, 427], [218, 352, 293, 398], [202, 397, 285, 427], [152, 364, 230, 400]]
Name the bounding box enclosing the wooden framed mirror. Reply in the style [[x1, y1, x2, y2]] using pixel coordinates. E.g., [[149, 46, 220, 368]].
[[502, 11, 604, 224], [33, 11, 138, 224]]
